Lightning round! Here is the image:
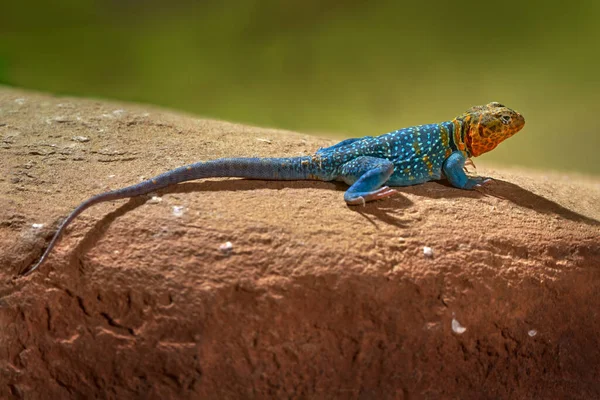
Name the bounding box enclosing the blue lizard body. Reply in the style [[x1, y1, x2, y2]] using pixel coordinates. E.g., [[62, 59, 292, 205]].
[[22, 102, 525, 275], [316, 121, 455, 184]]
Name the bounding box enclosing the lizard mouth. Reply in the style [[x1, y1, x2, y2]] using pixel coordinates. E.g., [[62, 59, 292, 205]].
[[515, 112, 526, 131]]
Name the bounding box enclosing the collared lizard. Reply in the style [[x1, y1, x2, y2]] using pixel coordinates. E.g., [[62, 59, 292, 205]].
[[22, 102, 525, 275]]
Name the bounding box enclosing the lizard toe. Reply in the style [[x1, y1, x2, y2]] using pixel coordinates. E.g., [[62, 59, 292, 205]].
[[345, 186, 398, 205]]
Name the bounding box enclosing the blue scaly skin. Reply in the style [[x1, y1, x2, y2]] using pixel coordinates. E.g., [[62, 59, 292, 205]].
[[22, 102, 525, 275]]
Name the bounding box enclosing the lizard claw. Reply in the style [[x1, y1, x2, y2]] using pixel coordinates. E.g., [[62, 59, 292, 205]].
[[364, 186, 398, 202], [463, 158, 477, 173], [474, 177, 494, 191], [346, 196, 366, 206], [345, 186, 398, 206], [373, 186, 398, 199]]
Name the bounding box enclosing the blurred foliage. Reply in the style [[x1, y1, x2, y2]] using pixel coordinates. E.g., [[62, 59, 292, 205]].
[[0, 56, 7, 85], [1, 0, 599, 175]]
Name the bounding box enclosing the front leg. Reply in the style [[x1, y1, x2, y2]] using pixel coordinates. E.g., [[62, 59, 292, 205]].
[[443, 151, 491, 189], [339, 156, 397, 205]]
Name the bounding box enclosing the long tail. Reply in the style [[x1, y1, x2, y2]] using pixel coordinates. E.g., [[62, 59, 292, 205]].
[[22, 156, 322, 275]]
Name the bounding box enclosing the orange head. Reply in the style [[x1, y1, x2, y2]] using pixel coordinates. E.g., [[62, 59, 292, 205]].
[[454, 102, 525, 157]]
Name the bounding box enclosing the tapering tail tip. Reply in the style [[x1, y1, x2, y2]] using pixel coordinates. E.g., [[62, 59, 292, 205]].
[[20, 258, 43, 277]]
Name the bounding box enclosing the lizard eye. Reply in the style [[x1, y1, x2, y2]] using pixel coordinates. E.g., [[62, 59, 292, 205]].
[[500, 115, 511, 124]]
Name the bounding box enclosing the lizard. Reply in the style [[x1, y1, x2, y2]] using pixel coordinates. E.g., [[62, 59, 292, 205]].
[[21, 102, 525, 276]]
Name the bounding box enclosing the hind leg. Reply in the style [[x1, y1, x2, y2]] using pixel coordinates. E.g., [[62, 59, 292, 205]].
[[339, 156, 397, 205]]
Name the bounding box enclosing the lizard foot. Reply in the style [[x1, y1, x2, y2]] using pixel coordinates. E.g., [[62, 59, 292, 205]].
[[464, 176, 494, 190], [473, 177, 494, 192], [345, 186, 398, 206], [452, 175, 494, 190]]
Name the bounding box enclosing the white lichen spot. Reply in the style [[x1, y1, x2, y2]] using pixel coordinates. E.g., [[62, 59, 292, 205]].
[[72, 136, 90, 143], [451, 318, 467, 334], [256, 138, 272, 144], [14, 98, 25, 105], [148, 196, 163, 204], [32, 223, 44, 229], [172, 206, 184, 217], [219, 241, 233, 253], [108, 174, 116, 178], [112, 109, 126, 116], [528, 329, 538, 337], [423, 246, 434, 258]]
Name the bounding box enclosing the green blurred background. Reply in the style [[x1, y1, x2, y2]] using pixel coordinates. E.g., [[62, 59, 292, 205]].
[[1, 0, 599, 175]]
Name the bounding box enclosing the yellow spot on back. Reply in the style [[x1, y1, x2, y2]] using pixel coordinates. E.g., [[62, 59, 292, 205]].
[[412, 141, 421, 155], [422, 155, 434, 176], [440, 126, 449, 148]]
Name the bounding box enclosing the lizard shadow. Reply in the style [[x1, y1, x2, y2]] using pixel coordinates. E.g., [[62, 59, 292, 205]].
[[69, 179, 344, 265], [71, 178, 416, 262], [69, 196, 149, 272], [166, 179, 416, 228], [71, 176, 598, 265], [483, 179, 599, 226], [404, 178, 600, 226], [349, 195, 415, 229]]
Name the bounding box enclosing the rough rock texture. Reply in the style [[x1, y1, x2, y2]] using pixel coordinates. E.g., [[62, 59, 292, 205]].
[[0, 87, 599, 399]]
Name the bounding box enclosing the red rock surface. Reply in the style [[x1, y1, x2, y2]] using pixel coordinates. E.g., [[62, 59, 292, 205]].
[[1, 87, 599, 399]]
